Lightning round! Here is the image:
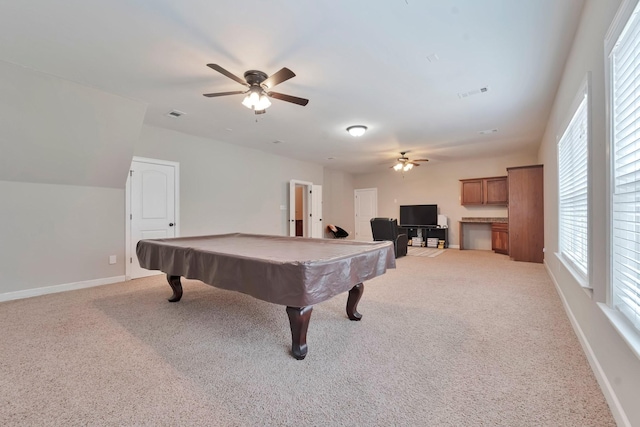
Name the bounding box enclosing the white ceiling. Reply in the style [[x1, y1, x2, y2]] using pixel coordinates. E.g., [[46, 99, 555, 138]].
[[0, 0, 584, 174]]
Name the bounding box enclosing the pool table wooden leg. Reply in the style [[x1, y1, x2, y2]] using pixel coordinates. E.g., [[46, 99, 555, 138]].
[[166, 275, 183, 302], [346, 283, 364, 321], [286, 306, 313, 360]]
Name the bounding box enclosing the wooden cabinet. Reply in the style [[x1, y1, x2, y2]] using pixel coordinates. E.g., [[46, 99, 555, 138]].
[[507, 165, 543, 263], [491, 222, 509, 254], [460, 176, 508, 205], [461, 179, 483, 204]]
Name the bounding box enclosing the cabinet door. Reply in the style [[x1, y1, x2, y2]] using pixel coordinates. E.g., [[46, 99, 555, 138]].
[[461, 179, 483, 205], [508, 165, 543, 262], [491, 223, 509, 254], [485, 177, 508, 205]]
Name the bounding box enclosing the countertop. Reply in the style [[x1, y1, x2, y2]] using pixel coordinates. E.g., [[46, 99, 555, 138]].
[[460, 217, 508, 223]]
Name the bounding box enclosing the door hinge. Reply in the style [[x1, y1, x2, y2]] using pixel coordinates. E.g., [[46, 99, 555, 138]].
[[130, 257, 132, 263], [130, 170, 133, 177], [130, 214, 132, 220]]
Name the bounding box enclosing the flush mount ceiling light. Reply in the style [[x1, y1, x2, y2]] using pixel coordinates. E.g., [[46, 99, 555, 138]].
[[346, 125, 368, 137]]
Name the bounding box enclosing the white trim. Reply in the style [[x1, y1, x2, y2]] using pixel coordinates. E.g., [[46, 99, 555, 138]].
[[554, 252, 590, 289], [598, 303, 640, 360], [556, 73, 592, 289], [0, 276, 125, 303], [544, 261, 632, 427], [555, 73, 590, 144], [126, 156, 180, 280], [604, 0, 640, 53], [289, 179, 314, 237], [605, 0, 640, 336]]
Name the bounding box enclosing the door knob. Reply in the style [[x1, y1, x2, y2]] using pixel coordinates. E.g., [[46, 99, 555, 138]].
[[169, 223, 174, 227]]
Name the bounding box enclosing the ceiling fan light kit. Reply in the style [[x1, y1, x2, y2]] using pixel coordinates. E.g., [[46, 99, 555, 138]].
[[241, 87, 271, 111], [346, 125, 367, 137], [391, 152, 428, 172], [203, 64, 308, 115]]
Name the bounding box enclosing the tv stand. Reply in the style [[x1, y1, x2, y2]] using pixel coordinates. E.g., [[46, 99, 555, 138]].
[[398, 226, 448, 248]]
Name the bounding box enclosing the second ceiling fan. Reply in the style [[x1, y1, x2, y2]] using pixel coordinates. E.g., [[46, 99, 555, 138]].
[[391, 152, 429, 171], [203, 64, 309, 114]]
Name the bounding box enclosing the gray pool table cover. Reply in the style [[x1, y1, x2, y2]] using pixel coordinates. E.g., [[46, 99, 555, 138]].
[[136, 233, 396, 307]]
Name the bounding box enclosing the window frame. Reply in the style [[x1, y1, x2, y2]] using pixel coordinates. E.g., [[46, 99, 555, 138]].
[[603, 0, 640, 358], [556, 75, 592, 289]]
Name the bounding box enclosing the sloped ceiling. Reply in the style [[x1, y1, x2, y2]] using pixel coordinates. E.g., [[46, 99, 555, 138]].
[[0, 0, 584, 174], [0, 61, 147, 188]]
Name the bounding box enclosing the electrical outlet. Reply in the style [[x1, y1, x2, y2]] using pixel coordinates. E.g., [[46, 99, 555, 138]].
[[109, 255, 116, 265]]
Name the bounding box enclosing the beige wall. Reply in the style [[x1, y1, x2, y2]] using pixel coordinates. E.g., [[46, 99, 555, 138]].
[[134, 125, 324, 238], [354, 151, 537, 248], [322, 168, 356, 239], [0, 60, 146, 188], [0, 61, 145, 295], [539, 0, 640, 425], [0, 181, 125, 293]]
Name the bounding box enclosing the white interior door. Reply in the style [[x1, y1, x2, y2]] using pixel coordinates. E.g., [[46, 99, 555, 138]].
[[354, 188, 377, 241], [311, 184, 323, 238], [129, 160, 177, 278]]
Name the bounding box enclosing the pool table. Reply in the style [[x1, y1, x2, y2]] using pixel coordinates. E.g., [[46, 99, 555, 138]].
[[136, 233, 395, 359]]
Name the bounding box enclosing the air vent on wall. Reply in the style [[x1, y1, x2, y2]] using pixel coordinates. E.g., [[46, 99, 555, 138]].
[[458, 86, 489, 99], [166, 109, 186, 118]]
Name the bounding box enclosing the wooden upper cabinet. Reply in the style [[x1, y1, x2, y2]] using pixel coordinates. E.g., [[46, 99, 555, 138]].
[[485, 177, 508, 204], [461, 179, 484, 204], [460, 176, 508, 206]]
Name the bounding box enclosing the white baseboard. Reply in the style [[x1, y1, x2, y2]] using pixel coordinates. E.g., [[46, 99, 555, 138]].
[[0, 275, 126, 303], [543, 261, 631, 427]]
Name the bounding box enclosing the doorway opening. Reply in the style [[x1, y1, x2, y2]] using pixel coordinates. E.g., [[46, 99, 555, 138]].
[[289, 179, 323, 238]]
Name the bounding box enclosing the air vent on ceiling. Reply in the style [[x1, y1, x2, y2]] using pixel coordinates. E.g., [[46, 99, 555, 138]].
[[478, 129, 498, 135], [166, 109, 186, 118], [458, 86, 489, 99]]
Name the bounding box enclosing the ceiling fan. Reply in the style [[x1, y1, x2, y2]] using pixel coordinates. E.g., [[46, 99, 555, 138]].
[[203, 64, 309, 114], [391, 152, 429, 171]]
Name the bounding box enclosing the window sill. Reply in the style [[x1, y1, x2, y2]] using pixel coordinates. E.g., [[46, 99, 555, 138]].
[[598, 303, 640, 361], [554, 252, 591, 291]]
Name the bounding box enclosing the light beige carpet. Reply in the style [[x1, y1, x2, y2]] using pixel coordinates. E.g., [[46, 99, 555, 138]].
[[0, 250, 615, 426]]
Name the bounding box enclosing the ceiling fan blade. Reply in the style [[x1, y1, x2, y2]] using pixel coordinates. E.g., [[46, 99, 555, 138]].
[[203, 90, 246, 98], [262, 68, 296, 89], [268, 91, 309, 106], [206, 64, 249, 86], [413, 159, 429, 162]]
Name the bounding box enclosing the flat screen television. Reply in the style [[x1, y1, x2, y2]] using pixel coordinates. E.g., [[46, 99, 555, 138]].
[[399, 204, 438, 227]]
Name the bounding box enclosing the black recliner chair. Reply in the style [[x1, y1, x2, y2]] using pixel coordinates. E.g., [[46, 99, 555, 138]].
[[370, 218, 408, 258]]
